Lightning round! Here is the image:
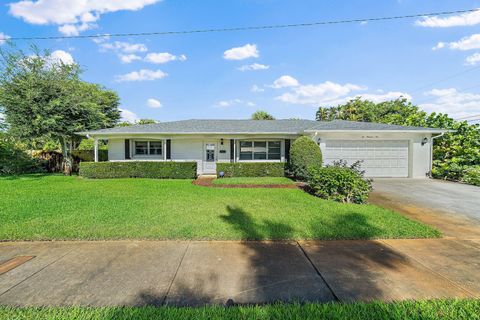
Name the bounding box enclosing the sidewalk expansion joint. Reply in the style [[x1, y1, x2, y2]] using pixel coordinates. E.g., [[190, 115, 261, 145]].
[[162, 241, 190, 305]]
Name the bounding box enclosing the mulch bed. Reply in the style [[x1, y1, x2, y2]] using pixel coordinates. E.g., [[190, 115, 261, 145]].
[[192, 177, 304, 189]]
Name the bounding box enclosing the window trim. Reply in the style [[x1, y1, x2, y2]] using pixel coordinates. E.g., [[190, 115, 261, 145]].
[[134, 140, 163, 156], [238, 140, 282, 161]]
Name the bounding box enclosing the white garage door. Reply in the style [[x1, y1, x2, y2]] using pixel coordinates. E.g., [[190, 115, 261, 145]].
[[324, 140, 409, 177]]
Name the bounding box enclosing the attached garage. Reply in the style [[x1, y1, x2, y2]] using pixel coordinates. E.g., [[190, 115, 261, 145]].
[[323, 140, 409, 178]]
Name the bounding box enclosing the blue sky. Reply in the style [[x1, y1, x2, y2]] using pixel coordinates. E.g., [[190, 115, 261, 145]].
[[1, 0, 480, 122]]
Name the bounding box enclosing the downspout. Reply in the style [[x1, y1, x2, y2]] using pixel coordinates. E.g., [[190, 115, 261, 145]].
[[429, 132, 445, 177]]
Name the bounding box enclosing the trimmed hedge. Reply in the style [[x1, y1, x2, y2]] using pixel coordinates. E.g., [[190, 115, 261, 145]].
[[72, 150, 108, 162], [79, 161, 197, 179], [289, 136, 323, 180], [217, 162, 285, 177]]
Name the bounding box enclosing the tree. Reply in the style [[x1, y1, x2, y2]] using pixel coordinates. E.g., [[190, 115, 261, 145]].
[[251, 110, 275, 120], [315, 98, 480, 180], [0, 45, 120, 174]]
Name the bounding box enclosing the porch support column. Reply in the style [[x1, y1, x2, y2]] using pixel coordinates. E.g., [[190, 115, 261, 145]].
[[94, 138, 99, 162]]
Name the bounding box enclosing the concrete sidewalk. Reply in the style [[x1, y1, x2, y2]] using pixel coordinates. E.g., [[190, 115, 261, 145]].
[[1, 239, 479, 306]]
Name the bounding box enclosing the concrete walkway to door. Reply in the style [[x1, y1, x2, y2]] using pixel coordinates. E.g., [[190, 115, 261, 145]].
[[1, 238, 479, 307]]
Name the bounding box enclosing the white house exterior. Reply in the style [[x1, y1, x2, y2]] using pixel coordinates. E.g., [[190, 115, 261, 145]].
[[81, 119, 446, 178]]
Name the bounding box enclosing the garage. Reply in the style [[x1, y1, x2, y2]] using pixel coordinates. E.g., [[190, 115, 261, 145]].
[[323, 140, 409, 178]]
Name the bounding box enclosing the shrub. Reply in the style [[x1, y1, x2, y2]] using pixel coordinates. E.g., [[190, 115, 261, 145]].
[[307, 162, 372, 204], [461, 166, 480, 186], [71, 150, 108, 162], [0, 136, 45, 175], [217, 162, 285, 177], [289, 136, 323, 180], [79, 161, 197, 179]]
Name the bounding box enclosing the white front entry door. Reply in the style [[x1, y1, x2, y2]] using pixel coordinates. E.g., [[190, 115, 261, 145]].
[[203, 142, 217, 174], [324, 140, 409, 177]]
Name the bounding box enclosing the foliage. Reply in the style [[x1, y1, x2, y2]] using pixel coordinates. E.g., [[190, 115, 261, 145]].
[[77, 138, 108, 150], [0, 45, 120, 173], [1, 300, 479, 320], [307, 164, 372, 204], [79, 161, 197, 179], [251, 110, 275, 120], [316, 98, 480, 183], [217, 162, 285, 177], [213, 177, 295, 185], [71, 150, 108, 162], [289, 136, 323, 180], [0, 175, 439, 240], [461, 166, 480, 186], [117, 119, 158, 127], [0, 134, 45, 175]]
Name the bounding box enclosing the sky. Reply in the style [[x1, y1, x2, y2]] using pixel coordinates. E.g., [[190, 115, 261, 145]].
[[1, 0, 480, 123]]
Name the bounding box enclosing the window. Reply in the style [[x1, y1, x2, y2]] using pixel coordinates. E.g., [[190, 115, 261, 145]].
[[135, 141, 162, 156], [239, 141, 282, 161]]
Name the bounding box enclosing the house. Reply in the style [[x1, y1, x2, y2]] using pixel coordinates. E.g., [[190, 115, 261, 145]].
[[81, 119, 446, 178]]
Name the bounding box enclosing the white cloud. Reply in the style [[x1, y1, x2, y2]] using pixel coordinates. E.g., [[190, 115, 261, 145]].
[[145, 52, 187, 64], [49, 50, 75, 65], [420, 88, 480, 119], [251, 85, 265, 93], [0, 32, 11, 45], [271, 75, 300, 89], [8, 0, 161, 36], [99, 41, 148, 53], [118, 54, 141, 64], [115, 69, 167, 82], [238, 63, 269, 71], [465, 52, 480, 65], [147, 98, 162, 108], [351, 91, 412, 103], [416, 9, 480, 28], [223, 44, 259, 60], [119, 108, 139, 123], [276, 81, 366, 105], [214, 99, 255, 108], [433, 34, 480, 51]]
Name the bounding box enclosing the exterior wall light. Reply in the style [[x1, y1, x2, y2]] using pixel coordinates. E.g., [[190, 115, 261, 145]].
[[421, 137, 428, 146], [317, 137, 321, 145]]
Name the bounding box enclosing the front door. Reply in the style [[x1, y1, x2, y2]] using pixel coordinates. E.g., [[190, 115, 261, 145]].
[[203, 142, 216, 174]]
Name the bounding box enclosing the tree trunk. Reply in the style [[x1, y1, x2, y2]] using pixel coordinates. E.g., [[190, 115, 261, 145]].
[[60, 137, 72, 176]]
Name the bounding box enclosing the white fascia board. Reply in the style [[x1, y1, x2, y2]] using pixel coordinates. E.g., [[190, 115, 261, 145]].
[[303, 129, 450, 134]]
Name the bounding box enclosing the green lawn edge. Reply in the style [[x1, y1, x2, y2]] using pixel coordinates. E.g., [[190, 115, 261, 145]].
[[1, 299, 479, 320], [0, 175, 441, 241]]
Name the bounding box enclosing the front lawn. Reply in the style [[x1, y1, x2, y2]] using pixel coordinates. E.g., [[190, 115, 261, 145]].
[[1, 300, 478, 320], [0, 175, 440, 240], [213, 177, 295, 185]]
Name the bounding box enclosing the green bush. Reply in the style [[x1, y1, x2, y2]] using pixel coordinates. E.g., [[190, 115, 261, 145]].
[[79, 161, 197, 179], [289, 136, 323, 180], [71, 150, 108, 162], [0, 136, 45, 175], [307, 165, 372, 204], [461, 166, 480, 186], [217, 162, 285, 177]]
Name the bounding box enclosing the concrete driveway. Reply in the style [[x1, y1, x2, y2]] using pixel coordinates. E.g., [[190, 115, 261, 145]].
[[370, 178, 480, 238]]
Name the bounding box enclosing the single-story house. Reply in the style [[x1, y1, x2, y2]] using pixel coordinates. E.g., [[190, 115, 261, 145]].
[[81, 119, 447, 178]]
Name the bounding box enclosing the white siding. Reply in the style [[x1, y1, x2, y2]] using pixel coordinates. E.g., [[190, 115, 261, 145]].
[[171, 140, 203, 174], [108, 139, 125, 161]]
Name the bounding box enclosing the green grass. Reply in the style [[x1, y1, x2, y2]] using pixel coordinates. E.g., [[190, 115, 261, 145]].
[[213, 177, 295, 185], [0, 174, 440, 240], [0, 300, 478, 320]]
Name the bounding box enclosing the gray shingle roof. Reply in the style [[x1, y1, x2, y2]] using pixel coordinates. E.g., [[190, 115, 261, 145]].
[[81, 119, 445, 135]]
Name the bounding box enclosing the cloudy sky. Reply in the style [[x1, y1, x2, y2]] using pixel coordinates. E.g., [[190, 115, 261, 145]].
[[1, 0, 480, 122]]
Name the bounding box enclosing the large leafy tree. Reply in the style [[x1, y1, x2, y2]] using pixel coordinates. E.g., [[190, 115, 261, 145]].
[[316, 98, 480, 180], [251, 110, 275, 120], [0, 45, 120, 174]]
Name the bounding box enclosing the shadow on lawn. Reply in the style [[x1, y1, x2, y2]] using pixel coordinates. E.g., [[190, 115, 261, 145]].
[[125, 205, 410, 309]]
